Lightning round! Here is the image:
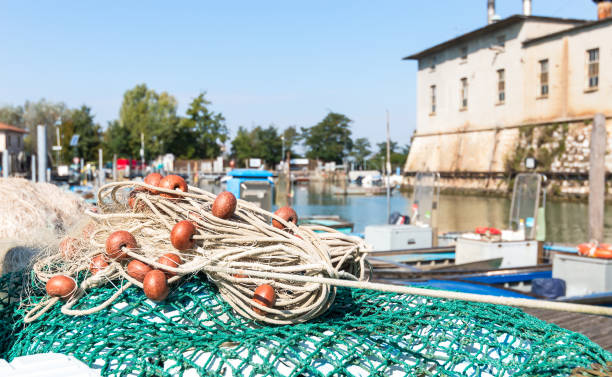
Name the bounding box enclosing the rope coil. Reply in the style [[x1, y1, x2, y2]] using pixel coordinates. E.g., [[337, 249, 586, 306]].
[[26, 180, 370, 325]]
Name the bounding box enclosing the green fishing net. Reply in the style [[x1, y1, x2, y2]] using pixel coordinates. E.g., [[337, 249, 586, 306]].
[[0, 271, 610, 377]]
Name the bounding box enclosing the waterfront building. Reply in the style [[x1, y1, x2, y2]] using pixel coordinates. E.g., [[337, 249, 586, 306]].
[[403, 0, 612, 193], [0, 122, 27, 174]]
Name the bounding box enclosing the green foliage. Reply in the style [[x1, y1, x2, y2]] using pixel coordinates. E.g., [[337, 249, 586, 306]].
[[0, 105, 24, 127], [282, 126, 301, 158], [118, 84, 179, 159], [168, 93, 228, 159], [349, 137, 371, 169], [59, 106, 102, 163], [302, 112, 353, 163], [368, 140, 407, 172], [230, 125, 283, 167], [104, 120, 132, 158], [0, 99, 69, 158]]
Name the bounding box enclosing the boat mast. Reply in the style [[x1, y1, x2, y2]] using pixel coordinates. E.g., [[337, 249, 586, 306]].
[[386, 110, 391, 222]]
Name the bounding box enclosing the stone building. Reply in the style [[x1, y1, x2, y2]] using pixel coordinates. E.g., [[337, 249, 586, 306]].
[[0, 122, 27, 175], [403, 0, 612, 194]]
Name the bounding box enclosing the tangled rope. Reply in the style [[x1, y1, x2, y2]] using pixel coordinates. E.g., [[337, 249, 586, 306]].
[[25, 178, 371, 325]]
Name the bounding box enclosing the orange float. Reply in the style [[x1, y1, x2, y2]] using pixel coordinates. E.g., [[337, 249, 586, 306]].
[[577, 243, 612, 259], [159, 175, 188, 198]]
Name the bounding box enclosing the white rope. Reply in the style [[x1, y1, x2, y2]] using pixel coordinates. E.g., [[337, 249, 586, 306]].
[[203, 265, 612, 316]]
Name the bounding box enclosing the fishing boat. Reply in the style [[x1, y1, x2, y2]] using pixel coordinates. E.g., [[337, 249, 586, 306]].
[[298, 215, 354, 234]]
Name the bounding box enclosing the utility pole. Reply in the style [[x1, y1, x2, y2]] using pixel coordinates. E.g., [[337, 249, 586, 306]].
[[55, 120, 61, 164], [386, 110, 391, 223]]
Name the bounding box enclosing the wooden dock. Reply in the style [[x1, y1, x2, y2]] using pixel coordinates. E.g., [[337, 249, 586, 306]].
[[523, 307, 612, 352]]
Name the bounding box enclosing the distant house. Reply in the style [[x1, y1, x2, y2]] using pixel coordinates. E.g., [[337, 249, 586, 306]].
[[0, 122, 27, 174], [403, 0, 612, 183]]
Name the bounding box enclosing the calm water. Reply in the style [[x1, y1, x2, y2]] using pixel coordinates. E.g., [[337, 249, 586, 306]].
[[283, 182, 612, 245]]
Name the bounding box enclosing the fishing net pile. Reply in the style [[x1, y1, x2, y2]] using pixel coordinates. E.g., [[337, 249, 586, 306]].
[[0, 175, 609, 376], [0, 178, 88, 274], [0, 270, 610, 376], [24, 176, 370, 325]]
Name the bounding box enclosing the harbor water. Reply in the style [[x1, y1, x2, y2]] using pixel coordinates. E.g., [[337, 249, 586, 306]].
[[281, 182, 612, 245]]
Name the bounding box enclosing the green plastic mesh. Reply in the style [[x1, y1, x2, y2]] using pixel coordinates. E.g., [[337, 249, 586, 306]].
[[0, 271, 610, 377]]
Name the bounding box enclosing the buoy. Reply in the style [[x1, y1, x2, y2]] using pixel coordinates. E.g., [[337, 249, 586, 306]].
[[46, 275, 77, 299], [143, 270, 169, 301], [105, 231, 138, 260], [170, 221, 196, 250], [212, 191, 237, 219], [272, 207, 298, 230], [159, 175, 188, 198], [252, 284, 276, 315]]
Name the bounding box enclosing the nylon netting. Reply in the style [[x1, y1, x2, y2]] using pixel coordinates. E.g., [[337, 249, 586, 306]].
[[0, 271, 610, 376]]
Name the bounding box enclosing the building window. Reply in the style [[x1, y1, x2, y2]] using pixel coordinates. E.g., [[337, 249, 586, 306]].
[[430, 85, 436, 114], [497, 69, 505, 104], [539, 59, 549, 97], [587, 48, 599, 89], [431, 55, 437, 71], [460, 78, 468, 109], [460, 46, 468, 62]]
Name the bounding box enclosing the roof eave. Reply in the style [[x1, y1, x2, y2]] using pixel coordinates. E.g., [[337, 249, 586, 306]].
[[402, 15, 587, 61]]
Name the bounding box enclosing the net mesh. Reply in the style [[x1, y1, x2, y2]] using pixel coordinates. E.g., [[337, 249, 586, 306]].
[[0, 271, 610, 377]]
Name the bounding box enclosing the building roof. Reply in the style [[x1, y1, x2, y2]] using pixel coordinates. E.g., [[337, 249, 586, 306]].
[[0, 123, 27, 134], [403, 15, 587, 60], [523, 16, 612, 46]]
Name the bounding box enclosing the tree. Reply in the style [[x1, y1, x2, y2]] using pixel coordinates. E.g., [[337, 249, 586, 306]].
[[369, 140, 407, 172], [59, 106, 102, 163], [0, 105, 24, 127], [117, 84, 179, 159], [350, 137, 371, 170], [168, 93, 228, 159], [0, 100, 69, 158], [230, 125, 283, 168], [281, 126, 301, 158], [104, 120, 132, 158], [302, 112, 353, 163]]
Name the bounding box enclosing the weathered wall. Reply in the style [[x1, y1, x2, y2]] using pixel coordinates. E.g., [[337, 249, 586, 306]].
[[413, 19, 581, 136], [406, 19, 612, 184], [405, 127, 519, 173], [523, 20, 612, 122]]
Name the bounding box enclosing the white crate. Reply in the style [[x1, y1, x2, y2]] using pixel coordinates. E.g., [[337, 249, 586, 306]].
[[364, 225, 433, 251], [552, 253, 612, 297], [455, 238, 538, 268]]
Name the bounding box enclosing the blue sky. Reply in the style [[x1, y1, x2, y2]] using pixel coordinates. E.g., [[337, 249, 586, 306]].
[[0, 1, 596, 149]]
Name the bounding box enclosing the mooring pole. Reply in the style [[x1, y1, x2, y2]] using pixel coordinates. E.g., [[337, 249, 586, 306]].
[[37, 124, 47, 183], [386, 110, 391, 223], [112, 154, 117, 181], [589, 113, 606, 243], [2, 150, 9, 178], [98, 148, 104, 186], [31, 155, 36, 182]]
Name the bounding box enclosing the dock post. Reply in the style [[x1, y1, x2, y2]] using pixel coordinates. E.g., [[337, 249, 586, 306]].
[[31, 155, 36, 182], [98, 148, 104, 186], [2, 150, 8, 178], [37, 124, 46, 183], [589, 113, 606, 243], [112, 154, 117, 181]]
